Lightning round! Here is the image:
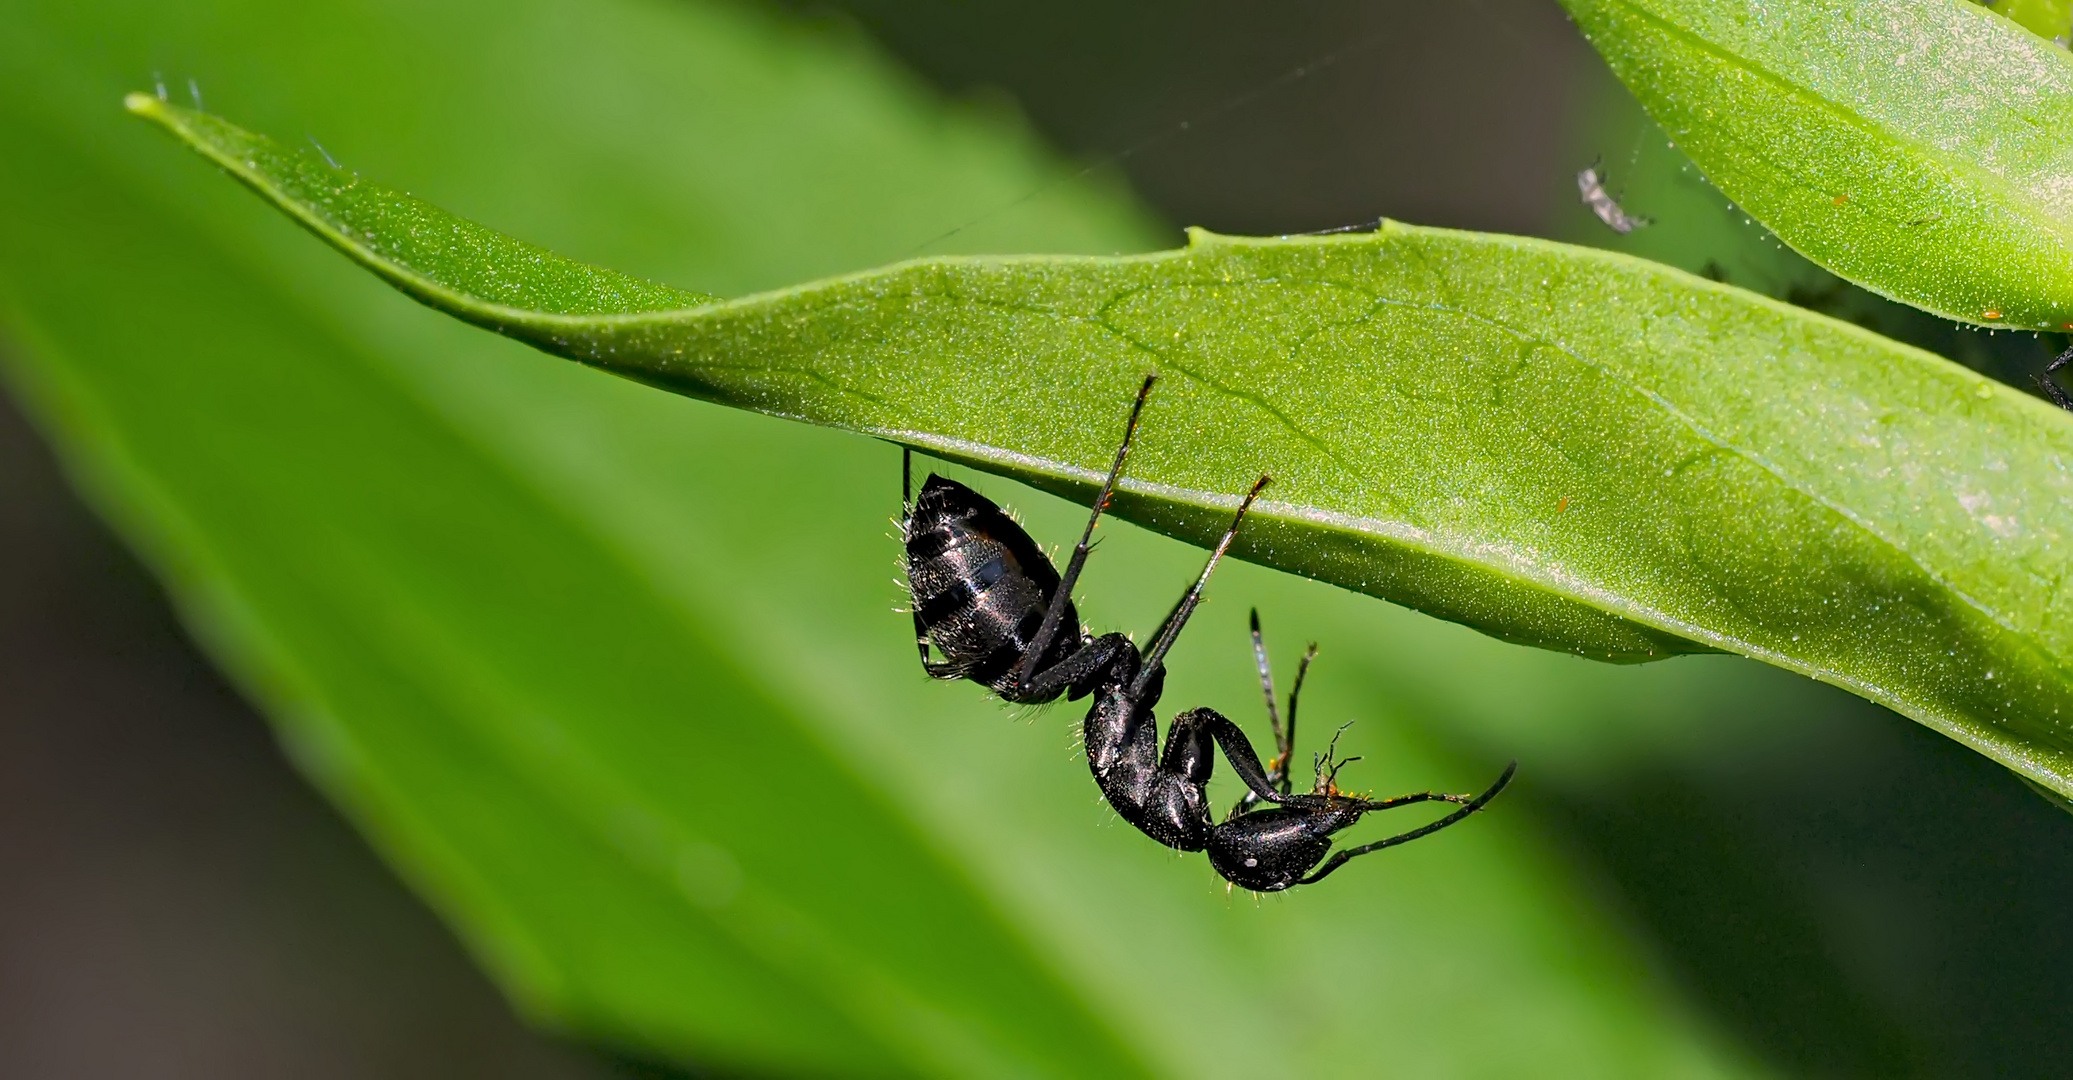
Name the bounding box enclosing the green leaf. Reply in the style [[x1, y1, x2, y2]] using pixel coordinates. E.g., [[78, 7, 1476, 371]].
[[126, 93, 1703, 668], [3, 0, 1795, 1075], [12, 88, 1153, 1080], [1990, 0, 2073, 45], [131, 95, 2073, 801], [1560, 0, 2073, 331]]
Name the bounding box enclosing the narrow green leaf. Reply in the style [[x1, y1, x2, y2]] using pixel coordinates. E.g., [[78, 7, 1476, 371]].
[[130, 96, 2073, 799], [125, 93, 1694, 664], [114, 97, 722, 320], [1559, 0, 2073, 331]]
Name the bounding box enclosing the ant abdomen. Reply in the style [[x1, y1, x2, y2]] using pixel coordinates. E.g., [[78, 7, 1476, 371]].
[[903, 474, 1086, 701]]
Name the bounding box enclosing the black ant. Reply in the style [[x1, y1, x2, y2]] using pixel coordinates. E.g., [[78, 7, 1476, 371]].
[[899, 375, 1515, 891]]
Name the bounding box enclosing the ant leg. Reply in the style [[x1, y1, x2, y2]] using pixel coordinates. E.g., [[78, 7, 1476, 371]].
[[1297, 761, 1518, 886], [1017, 631, 1135, 702], [912, 610, 940, 669], [1251, 611, 1286, 762], [2038, 343, 2073, 410], [1010, 374, 1157, 696], [902, 446, 914, 508], [1131, 474, 1272, 700], [1283, 643, 1314, 793], [1232, 613, 1316, 815], [1167, 707, 1290, 806]]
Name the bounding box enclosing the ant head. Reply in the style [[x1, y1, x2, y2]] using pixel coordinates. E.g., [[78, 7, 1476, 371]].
[[1204, 794, 1369, 893]]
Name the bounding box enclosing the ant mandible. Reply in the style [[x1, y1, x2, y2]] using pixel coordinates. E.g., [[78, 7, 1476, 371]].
[[899, 375, 1515, 891]]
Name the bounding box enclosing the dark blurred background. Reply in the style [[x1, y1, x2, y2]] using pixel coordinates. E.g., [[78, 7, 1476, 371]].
[[5, 1, 2071, 1077]]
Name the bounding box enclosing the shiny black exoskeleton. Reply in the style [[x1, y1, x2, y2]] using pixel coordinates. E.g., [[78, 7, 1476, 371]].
[[902, 471, 1133, 704], [899, 375, 1514, 891], [1084, 607, 1516, 892], [899, 381, 1153, 705]]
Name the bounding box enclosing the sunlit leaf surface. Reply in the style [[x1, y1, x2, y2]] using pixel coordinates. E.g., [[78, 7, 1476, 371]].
[[1562, 0, 2073, 331], [133, 96, 2073, 804]]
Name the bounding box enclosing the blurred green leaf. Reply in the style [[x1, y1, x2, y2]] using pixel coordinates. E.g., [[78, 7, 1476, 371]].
[[9, 58, 1157, 1080], [0, 0, 1909, 1076], [1990, 0, 2073, 44], [1561, 0, 2073, 331], [136, 96, 2073, 802]]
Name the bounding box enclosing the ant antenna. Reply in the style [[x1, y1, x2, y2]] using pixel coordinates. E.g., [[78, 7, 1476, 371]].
[[1133, 473, 1271, 698], [1250, 610, 1284, 752], [1016, 374, 1157, 682], [1284, 642, 1315, 787], [1299, 762, 1518, 885]]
